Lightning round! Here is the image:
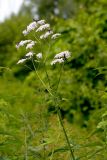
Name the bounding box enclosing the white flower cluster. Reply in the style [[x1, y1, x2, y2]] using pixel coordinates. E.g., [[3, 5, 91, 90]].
[[26, 41, 35, 50], [22, 20, 46, 36], [36, 53, 42, 59], [17, 58, 27, 64], [16, 19, 69, 65], [37, 20, 45, 25], [51, 51, 71, 65], [23, 22, 37, 35], [51, 33, 61, 39], [54, 51, 71, 59], [22, 19, 61, 40], [51, 58, 64, 65], [36, 24, 50, 32], [40, 30, 53, 39], [17, 51, 34, 64], [16, 40, 32, 49], [25, 51, 34, 57]]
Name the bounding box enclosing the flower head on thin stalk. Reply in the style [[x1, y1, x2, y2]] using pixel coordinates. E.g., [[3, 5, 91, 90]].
[[16, 40, 32, 49], [54, 51, 71, 59], [25, 51, 34, 58], [17, 51, 35, 64], [17, 58, 27, 64], [40, 30, 53, 39], [51, 33, 61, 39], [22, 21, 38, 35], [27, 21, 38, 32], [36, 53, 42, 59], [36, 24, 50, 32], [22, 30, 28, 36], [51, 58, 64, 65], [51, 51, 71, 65], [37, 20, 45, 25], [26, 41, 36, 50]]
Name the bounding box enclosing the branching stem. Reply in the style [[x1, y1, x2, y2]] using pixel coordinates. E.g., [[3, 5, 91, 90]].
[[31, 58, 75, 160]]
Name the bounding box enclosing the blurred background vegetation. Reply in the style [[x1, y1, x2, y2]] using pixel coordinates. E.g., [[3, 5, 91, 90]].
[[1, 0, 107, 159]]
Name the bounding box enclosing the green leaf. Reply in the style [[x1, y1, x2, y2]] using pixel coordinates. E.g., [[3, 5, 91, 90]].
[[97, 121, 107, 129]]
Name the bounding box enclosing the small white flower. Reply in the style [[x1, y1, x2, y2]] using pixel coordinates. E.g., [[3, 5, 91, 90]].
[[17, 59, 26, 64], [51, 33, 61, 39], [27, 21, 38, 32], [54, 51, 71, 59], [26, 41, 35, 50], [37, 20, 45, 25], [22, 30, 28, 36], [25, 51, 34, 57], [16, 44, 19, 49], [16, 40, 28, 49], [36, 53, 42, 59], [26, 40, 32, 43], [16, 40, 32, 49], [51, 58, 64, 65], [18, 41, 25, 46], [40, 30, 53, 39], [36, 24, 50, 32]]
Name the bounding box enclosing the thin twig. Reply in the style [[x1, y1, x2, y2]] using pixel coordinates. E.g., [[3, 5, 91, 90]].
[[31, 58, 53, 97], [56, 62, 64, 92]]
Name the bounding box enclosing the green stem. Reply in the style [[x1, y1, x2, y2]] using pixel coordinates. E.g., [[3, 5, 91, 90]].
[[56, 62, 64, 92], [31, 58, 75, 160], [56, 105, 75, 160], [31, 58, 53, 97], [44, 63, 52, 90], [54, 63, 75, 160]]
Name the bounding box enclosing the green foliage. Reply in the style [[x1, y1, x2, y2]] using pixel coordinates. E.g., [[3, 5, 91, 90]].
[[1, 0, 107, 159]]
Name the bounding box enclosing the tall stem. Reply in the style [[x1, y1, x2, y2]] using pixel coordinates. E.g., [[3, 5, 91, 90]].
[[31, 58, 75, 160], [53, 62, 75, 160], [56, 105, 75, 160]]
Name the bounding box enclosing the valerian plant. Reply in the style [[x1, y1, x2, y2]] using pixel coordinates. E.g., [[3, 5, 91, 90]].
[[15, 19, 107, 160], [16, 19, 75, 160]]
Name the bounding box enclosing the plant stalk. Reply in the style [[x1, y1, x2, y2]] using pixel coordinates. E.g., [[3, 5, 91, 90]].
[[31, 58, 75, 160], [56, 105, 75, 160]]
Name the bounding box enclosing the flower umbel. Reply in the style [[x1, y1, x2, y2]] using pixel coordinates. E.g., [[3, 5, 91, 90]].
[[40, 30, 53, 39], [26, 41, 35, 50], [51, 58, 64, 65], [36, 53, 42, 59], [37, 19, 45, 25], [16, 19, 71, 67], [22, 30, 28, 36], [36, 24, 50, 32], [27, 21, 38, 32], [25, 51, 34, 58], [54, 51, 71, 59], [16, 40, 32, 49], [51, 51, 71, 65], [17, 59, 26, 64], [51, 33, 61, 39]]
